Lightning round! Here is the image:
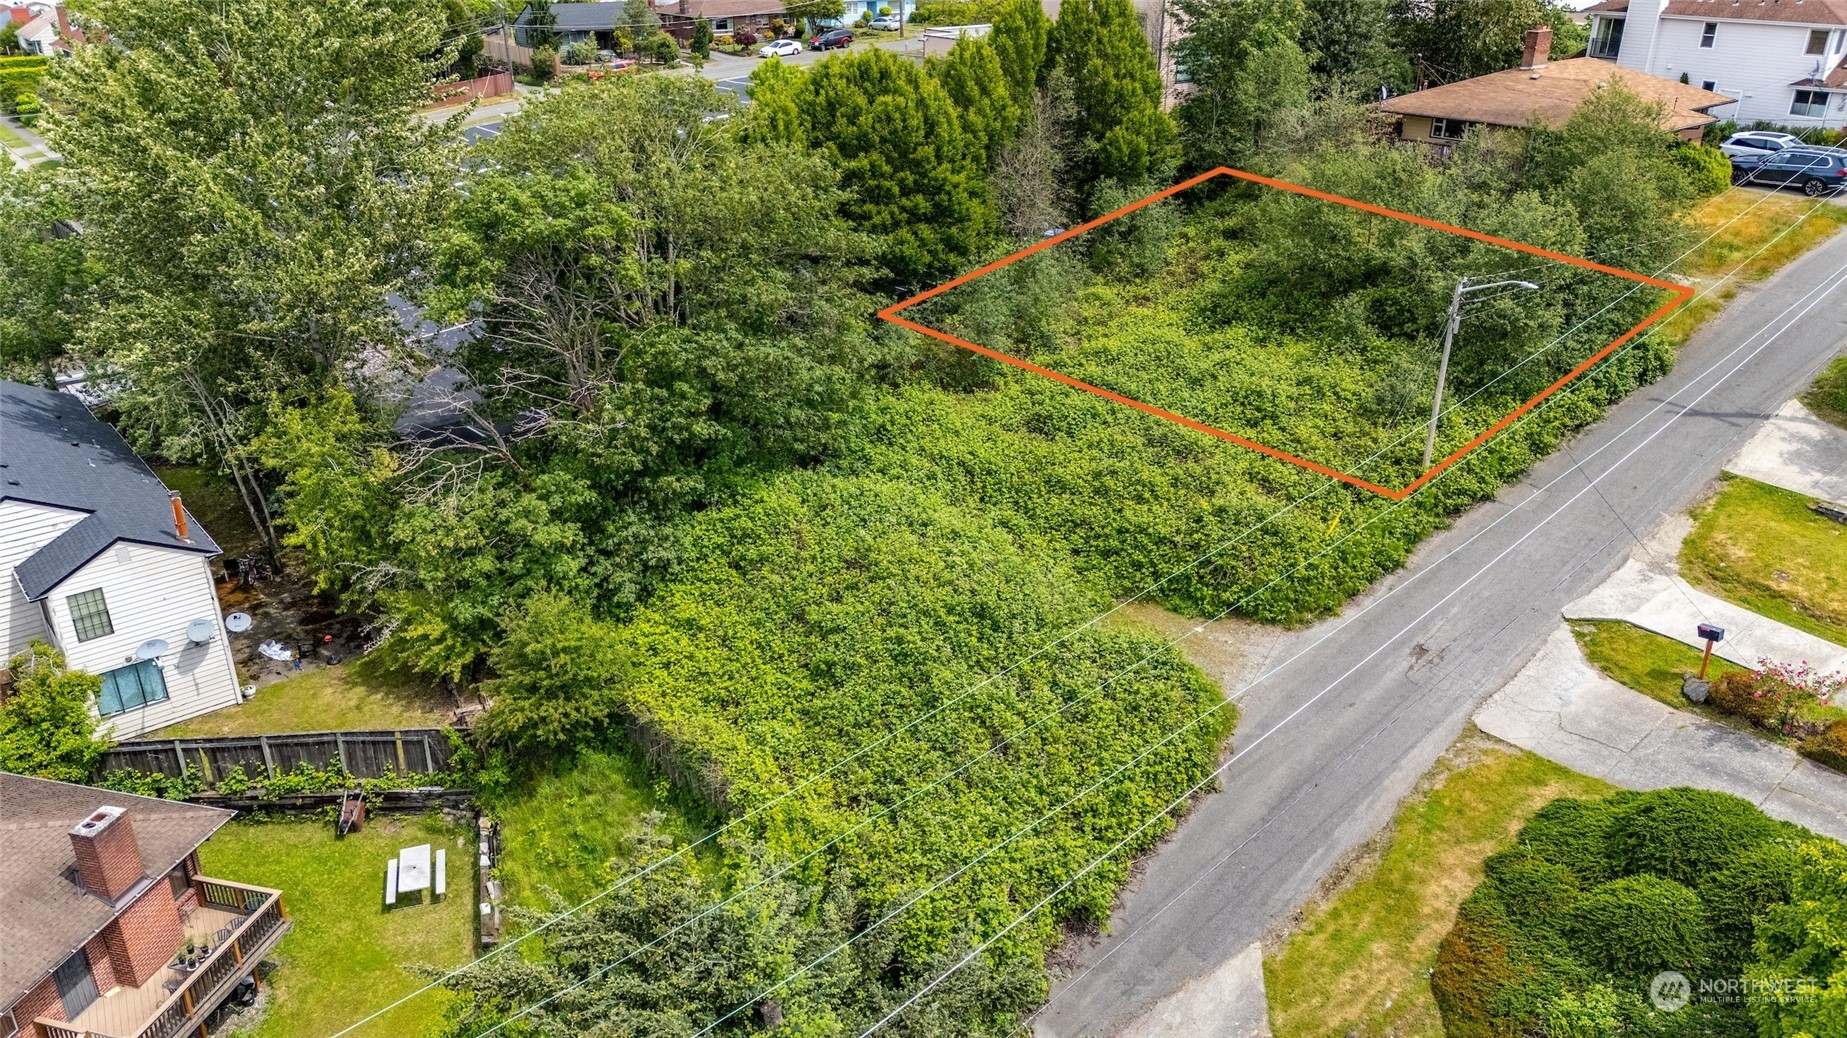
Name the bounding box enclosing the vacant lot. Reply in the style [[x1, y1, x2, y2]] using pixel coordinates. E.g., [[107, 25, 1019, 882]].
[[1681, 474, 1847, 646], [1264, 734, 1613, 1038], [200, 814, 474, 1038]]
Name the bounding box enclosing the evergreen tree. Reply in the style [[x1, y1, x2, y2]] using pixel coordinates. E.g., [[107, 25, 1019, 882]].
[[1048, 0, 1176, 194], [774, 49, 995, 284], [691, 15, 713, 58], [623, 0, 660, 37], [931, 35, 1019, 161], [989, 0, 1050, 108]]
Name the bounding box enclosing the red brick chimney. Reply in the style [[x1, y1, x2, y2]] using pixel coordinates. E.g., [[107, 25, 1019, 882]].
[[1521, 25, 1553, 71], [70, 806, 147, 901]]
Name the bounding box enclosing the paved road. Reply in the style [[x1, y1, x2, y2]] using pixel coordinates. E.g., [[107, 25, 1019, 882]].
[[1033, 223, 1847, 1037]]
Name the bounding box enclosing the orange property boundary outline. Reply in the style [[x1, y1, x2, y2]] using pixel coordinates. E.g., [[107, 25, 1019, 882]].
[[877, 167, 1695, 501]]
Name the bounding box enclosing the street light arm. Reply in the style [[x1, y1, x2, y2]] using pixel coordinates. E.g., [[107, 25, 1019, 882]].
[[1459, 279, 1541, 295]]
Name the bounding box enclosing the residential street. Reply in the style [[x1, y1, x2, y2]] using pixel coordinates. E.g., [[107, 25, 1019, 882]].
[[1033, 225, 1847, 1038]]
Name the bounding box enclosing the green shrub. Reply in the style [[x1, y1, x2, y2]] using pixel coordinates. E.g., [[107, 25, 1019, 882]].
[[1708, 668, 1776, 727], [1605, 787, 1791, 887], [1435, 788, 1833, 1037], [643, 31, 679, 65], [527, 45, 557, 81], [1799, 717, 1847, 773], [1562, 874, 1710, 976], [1514, 794, 1633, 885], [1674, 142, 1734, 196], [561, 39, 600, 65]]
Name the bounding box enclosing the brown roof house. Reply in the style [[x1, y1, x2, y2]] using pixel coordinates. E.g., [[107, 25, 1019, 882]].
[[0, 773, 287, 1038], [1382, 27, 1735, 152]]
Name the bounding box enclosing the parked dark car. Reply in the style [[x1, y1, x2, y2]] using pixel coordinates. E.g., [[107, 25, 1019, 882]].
[[811, 29, 853, 49], [1739, 147, 1847, 196]]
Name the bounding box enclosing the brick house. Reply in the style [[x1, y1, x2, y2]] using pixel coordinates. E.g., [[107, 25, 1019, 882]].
[[0, 773, 287, 1038]]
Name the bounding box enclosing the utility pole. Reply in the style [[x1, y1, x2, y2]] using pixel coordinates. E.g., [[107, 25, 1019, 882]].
[[1421, 277, 1541, 469]]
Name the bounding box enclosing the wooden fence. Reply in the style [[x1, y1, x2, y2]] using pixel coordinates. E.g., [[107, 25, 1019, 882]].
[[102, 728, 458, 784], [432, 68, 514, 108]]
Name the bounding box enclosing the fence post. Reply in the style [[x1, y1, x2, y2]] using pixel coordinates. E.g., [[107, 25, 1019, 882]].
[[335, 732, 347, 774], [260, 735, 276, 780], [421, 735, 434, 773], [174, 739, 186, 775], [395, 732, 407, 772]]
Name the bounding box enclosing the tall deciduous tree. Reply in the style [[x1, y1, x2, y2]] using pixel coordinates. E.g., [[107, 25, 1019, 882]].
[[1300, 0, 1407, 96], [40, 0, 458, 553], [0, 641, 112, 783], [1048, 0, 1177, 195], [0, 167, 90, 386], [1391, 0, 1563, 84], [930, 35, 1019, 161], [989, 0, 1050, 107], [1171, 0, 1309, 170]]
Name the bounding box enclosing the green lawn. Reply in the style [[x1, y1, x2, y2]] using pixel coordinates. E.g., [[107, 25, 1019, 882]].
[[153, 464, 269, 560], [153, 663, 451, 737], [1573, 618, 1844, 731], [1803, 354, 1847, 431], [199, 814, 474, 1038], [0, 121, 24, 148], [1681, 474, 1847, 647], [1264, 734, 1614, 1038], [482, 745, 713, 912]]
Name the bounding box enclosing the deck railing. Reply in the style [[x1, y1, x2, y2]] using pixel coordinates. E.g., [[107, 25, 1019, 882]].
[[38, 878, 287, 1038]]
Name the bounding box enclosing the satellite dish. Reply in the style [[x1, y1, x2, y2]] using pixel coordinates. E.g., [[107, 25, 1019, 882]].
[[224, 611, 252, 633], [186, 619, 215, 644], [133, 638, 170, 661]]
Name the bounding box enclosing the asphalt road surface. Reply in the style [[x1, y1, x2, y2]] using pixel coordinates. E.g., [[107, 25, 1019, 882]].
[[1032, 220, 1847, 1037]]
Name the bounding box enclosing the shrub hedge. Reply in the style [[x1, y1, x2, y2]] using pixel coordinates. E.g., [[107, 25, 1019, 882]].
[[1433, 787, 1832, 1036], [1800, 717, 1847, 773]]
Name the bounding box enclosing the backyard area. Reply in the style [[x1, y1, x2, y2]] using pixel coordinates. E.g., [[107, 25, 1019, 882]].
[[482, 745, 712, 912], [155, 662, 453, 738], [1263, 733, 1613, 1038], [199, 813, 474, 1038], [1680, 474, 1847, 647]]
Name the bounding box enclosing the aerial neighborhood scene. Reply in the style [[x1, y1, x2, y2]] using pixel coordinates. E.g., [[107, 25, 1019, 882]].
[[5, 0, 1847, 1036]]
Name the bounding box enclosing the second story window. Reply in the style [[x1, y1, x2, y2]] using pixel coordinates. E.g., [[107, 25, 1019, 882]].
[[67, 588, 114, 641], [1809, 28, 1830, 55], [1700, 22, 1717, 48]]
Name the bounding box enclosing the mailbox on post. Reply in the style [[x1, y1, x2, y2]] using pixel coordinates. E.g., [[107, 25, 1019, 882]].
[[1696, 624, 1725, 679]]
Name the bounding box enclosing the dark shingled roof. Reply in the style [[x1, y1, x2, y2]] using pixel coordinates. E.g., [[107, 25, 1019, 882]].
[[515, 1, 626, 31], [0, 772, 232, 1011], [0, 381, 220, 601]]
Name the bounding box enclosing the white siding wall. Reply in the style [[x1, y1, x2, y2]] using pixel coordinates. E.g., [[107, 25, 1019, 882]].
[[43, 545, 242, 739], [0, 499, 85, 660], [1625, 14, 1847, 126]]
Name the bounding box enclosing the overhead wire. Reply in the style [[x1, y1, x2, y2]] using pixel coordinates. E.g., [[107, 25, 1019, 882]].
[[329, 178, 1796, 1038], [467, 185, 1820, 1038]]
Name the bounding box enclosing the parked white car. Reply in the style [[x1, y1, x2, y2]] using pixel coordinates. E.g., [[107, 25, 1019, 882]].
[[869, 15, 901, 29], [759, 38, 802, 58]]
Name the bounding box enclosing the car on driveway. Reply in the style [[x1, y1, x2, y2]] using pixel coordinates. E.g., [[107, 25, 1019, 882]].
[[811, 29, 853, 49], [759, 38, 802, 57], [1738, 147, 1847, 196], [869, 15, 901, 29], [1719, 131, 1804, 169]]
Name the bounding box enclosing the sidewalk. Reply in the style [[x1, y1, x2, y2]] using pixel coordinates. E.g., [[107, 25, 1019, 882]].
[[1476, 627, 1847, 841], [1726, 397, 1847, 504]]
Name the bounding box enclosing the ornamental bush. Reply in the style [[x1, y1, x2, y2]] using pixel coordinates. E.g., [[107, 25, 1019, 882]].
[[1800, 717, 1847, 774], [1434, 787, 1840, 1037], [1674, 142, 1734, 196]]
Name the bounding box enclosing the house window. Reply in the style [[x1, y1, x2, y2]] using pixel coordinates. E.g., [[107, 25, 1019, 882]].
[[712, 17, 731, 31], [1701, 80, 1716, 92], [98, 660, 168, 716], [1793, 89, 1831, 118], [1, 1009, 16, 1038], [1590, 16, 1624, 58], [1699, 21, 1716, 48], [1808, 28, 1830, 55], [67, 588, 114, 641], [1430, 117, 1474, 140]]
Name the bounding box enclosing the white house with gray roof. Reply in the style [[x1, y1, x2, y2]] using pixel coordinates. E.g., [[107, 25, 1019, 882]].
[[1587, 0, 1847, 127], [0, 381, 243, 737]]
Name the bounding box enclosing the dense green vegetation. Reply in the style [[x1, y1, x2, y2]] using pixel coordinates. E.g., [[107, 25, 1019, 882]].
[[1433, 788, 1846, 1036], [1803, 354, 1847, 430], [0, 641, 111, 782]]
